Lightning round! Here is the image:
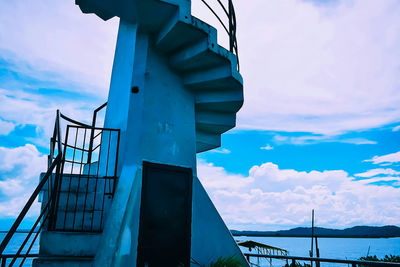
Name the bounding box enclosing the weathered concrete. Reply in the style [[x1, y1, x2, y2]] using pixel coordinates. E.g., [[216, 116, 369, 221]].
[[38, 232, 101, 257], [37, 0, 245, 265]]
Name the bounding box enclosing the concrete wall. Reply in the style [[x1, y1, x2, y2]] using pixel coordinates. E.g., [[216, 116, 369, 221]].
[[191, 176, 248, 265], [95, 18, 246, 267]]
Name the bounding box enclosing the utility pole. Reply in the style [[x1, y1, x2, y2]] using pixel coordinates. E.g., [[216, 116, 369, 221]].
[[310, 209, 315, 267]]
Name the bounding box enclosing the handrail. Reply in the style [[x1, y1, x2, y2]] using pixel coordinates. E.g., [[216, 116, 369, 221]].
[[59, 112, 91, 128], [0, 157, 61, 256], [88, 102, 107, 164], [0, 110, 64, 266], [244, 253, 400, 266], [0, 103, 116, 265], [198, 0, 239, 70]]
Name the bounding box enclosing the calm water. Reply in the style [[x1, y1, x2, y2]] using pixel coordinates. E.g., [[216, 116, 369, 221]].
[[0, 233, 38, 266], [1, 233, 399, 266], [237, 236, 400, 267]]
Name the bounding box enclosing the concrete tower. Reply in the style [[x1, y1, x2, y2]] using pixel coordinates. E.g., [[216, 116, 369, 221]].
[[34, 0, 245, 266]]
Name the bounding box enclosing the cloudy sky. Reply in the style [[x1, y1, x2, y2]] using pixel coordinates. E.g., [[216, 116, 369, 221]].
[[0, 0, 399, 231]]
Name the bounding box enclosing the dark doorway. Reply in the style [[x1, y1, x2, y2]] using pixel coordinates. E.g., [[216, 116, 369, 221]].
[[137, 161, 193, 267]]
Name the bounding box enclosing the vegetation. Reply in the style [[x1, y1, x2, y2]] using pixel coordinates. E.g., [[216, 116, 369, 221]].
[[359, 255, 400, 263], [283, 262, 311, 267], [210, 256, 244, 267]]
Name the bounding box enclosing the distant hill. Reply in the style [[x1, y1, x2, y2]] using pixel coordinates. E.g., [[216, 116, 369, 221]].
[[231, 225, 400, 238]]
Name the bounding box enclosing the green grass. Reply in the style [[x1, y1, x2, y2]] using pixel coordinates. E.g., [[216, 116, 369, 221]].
[[210, 256, 244, 267], [359, 255, 400, 263]]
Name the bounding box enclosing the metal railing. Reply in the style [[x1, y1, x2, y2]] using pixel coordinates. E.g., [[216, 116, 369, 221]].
[[0, 111, 64, 267], [51, 123, 120, 232], [0, 103, 120, 266], [199, 0, 239, 70], [244, 253, 400, 267]]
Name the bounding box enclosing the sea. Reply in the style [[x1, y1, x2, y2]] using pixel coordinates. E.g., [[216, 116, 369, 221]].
[[237, 236, 400, 267], [1, 233, 399, 266]]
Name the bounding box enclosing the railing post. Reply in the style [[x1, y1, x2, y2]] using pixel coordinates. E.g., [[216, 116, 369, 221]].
[[1, 257, 5, 267], [48, 111, 63, 230], [352, 264, 357, 267], [291, 259, 296, 267], [88, 102, 107, 164], [228, 0, 233, 53]]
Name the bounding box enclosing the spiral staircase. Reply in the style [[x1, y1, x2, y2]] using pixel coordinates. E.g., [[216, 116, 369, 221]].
[[0, 0, 245, 266]]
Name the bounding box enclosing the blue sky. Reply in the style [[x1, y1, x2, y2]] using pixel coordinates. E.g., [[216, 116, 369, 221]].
[[0, 0, 400, 231]]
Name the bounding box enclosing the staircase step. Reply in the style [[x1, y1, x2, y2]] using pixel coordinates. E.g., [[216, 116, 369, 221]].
[[196, 130, 221, 153], [39, 231, 101, 257], [33, 256, 93, 267], [54, 209, 108, 231], [183, 64, 242, 91], [196, 112, 236, 134], [44, 191, 112, 210], [156, 17, 212, 53], [195, 90, 243, 112], [40, 174, 115, 194]]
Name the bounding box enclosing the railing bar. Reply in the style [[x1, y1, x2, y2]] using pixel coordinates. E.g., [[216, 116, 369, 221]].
[[0, 157, 60, 254], [49, 110, 64, 231], [76, 128, 88, 231], [69, 127, 81, 230], [88, 102, 107, 164], [114, 130, 120, 179], [61, 126, 72, 229], [94, 102, 107, 114], [47, 172, 51, 221], [216, 0, 229, 17], [105, 131, 111, 179], [90, 130, 103, 231], [60, 113, 91, 128], [65, 125, 119, 131], [51, 123, 67, 230], [100, 131, 112, 229], [93, 131, 102, 140], [94, 128, 105, 230], [92, 143, 101, 152], [62, 143, 91, 152], [199, 0, 229, 35], [244, 254, 400, 266], [18, 214, 49, 267], [112, 131, 121, 197], [11, 203, 51, 267], [56, 111, 63, 155], [9, 203, 49, 266], [63, 159, 84, 165]]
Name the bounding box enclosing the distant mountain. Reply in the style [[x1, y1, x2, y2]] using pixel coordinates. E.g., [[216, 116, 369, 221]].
[[231, 225, 400, 238]]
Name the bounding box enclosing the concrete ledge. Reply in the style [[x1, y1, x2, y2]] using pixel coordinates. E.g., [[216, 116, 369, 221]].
[[39, 231, 101, 257], [33, 256, 93, 267]]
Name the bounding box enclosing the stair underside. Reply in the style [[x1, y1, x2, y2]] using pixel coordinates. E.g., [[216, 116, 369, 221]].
[[157, 9, 243, 153]]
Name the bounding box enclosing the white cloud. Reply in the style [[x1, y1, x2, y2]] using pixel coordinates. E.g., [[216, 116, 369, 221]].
[[0, 145, 47, 217], [210, 148, 231, 154], [0, 119, 15, 135], [272, 134, 376, 146], [393, 125, 400, 132], [0, 0, 118, 95], [0, 0, 397, 139], [261, 144, 274, 150], [194, 0, 400, 135], [0, 88, 97, 146], [365, 151, 400, 165], [340, 138, 377, 145], [355, 168, 400, 178], [198, 160, 400, 230]]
